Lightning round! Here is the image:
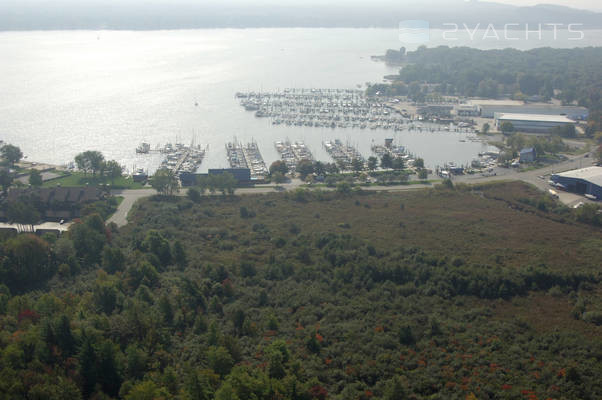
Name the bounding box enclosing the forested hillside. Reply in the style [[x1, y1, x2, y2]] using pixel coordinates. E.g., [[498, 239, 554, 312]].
[[1, 182, 601, 399], [371, 46, 602, 135]]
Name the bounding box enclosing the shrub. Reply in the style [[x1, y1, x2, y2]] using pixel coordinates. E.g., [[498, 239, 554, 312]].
[[582, 311, 602, 325], [187, 188, 202, 203]]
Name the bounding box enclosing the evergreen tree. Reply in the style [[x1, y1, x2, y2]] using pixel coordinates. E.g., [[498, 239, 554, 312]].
[[172, 240, 187, 268], [56, 315, 76, 358], [97, 341, 122, 397], [399, 325, 415, 346], [29, 169, 43, 186], [381, 153, 393, 169], [78, 336, 97, 399], [158, 295, 174, 326]]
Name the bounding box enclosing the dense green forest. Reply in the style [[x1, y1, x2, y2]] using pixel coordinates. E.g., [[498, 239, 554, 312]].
[[0, 182, 601, 399], [369, 46, 602, 135]]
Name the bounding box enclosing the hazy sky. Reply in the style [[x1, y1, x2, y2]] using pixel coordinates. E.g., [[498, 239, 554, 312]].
[[482, 0, 601, 11], [1, 0, 601, 31], [4, 0, 602, 12]]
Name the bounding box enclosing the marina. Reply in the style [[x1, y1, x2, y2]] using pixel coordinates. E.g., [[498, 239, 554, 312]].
[[371, 138, 408, 160], [237, 88, 410, 131], [370, 138, 421, 167], [274, 140, 315, 171], [226, 141, 247, 169], [160, 143, 206, 175], [236, 88, 482, 135], [5, 29, 586, 175], [471, 151, 500, 170], [226, 140, 269, 179], [137, 142, 206, 175], [323, 139, 365, 170]]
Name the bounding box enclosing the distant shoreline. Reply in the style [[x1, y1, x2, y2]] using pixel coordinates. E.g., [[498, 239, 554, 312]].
[[2, 1, 601, 32], [2, 26, 602, 32]]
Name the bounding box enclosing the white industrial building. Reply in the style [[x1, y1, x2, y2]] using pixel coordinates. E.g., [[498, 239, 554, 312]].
[[494, 113, 575, 133], [551, 167, 602, 199], [465, 100, 589, 120]]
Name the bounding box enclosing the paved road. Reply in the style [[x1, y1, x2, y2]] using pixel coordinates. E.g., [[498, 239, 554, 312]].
[[107, 181, 434, 227], [454, 151, 597, 207], [108, 189, 156, 226], [107, 152, 597, 227]]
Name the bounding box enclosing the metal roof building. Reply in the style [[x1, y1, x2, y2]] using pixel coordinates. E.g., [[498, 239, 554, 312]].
[[495, 113, 575, 133], [470, 101, 589, 120], [551, 166, 602, 199], [180, 168, 252, 187], [519, 147, 536, 163]]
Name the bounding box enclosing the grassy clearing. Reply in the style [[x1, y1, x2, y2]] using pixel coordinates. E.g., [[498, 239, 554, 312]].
[[491, 292, 601, 339], [42, 171, 145, 189]]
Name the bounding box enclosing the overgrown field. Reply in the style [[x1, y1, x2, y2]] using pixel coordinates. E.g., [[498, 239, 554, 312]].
[[1, 182, 601, 399], [130, 182, 601, 274]]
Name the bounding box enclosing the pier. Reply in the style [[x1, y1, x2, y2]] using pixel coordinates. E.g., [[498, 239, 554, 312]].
[[160, 143, 205, 174], [242, 142, 269, 179], [371, 139, 408, 160], [173, 149, 191, 173], [226, 141, 268, 179], [323, 139, 364, 170], [274, 140, 314, 171], [137, 142, 205, 175]]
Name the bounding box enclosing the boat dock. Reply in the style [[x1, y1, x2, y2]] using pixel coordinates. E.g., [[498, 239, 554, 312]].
[[226, 141, 247, 169], [274, 140, 314, 171], [139, 142, 205, 175], [370, 138, 420, 167], [226, 141, 268, 179], [371, 139, 407, 159], [323, 139, 364, 169], [173, 149, 191, 172], [242, 142, 269, 179]]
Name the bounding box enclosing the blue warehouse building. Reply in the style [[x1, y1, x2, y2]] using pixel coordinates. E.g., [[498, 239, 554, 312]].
[[551, 166, 602, 199], [179, 168, 251, 187], [207, 168, 251, 182]]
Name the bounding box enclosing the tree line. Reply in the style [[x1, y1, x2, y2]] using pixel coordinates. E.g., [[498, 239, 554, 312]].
[[268, 156, 428, 183], [372, 46, 602, 136], [74, 150, 124, 184]]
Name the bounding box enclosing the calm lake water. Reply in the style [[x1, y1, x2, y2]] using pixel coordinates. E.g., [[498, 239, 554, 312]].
[[1, 28, 601, 171]]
